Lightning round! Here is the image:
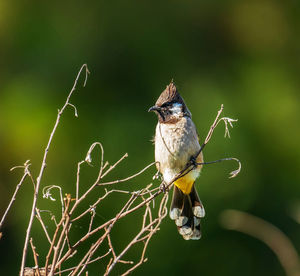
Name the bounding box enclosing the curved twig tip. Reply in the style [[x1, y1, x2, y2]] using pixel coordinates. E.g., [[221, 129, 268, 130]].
[[228, 158, 241, 178]]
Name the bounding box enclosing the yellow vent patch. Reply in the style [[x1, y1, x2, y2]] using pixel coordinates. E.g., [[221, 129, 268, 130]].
[[174, 174, 195, 195]]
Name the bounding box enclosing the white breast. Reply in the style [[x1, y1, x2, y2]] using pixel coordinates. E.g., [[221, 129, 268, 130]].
[[154, 117, 201, 182]]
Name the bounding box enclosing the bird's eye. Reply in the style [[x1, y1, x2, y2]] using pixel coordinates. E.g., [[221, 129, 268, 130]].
[[160, 103, 169, 108]]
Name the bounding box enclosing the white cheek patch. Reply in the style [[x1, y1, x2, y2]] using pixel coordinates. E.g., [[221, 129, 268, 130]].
[[170, 103, 182, 116]]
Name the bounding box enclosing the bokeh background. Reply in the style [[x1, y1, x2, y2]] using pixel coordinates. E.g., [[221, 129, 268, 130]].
[[1, 0, 300, 275]]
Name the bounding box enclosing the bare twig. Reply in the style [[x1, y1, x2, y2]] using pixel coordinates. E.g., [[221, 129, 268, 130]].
[[100, 153, 128, 180], [69, 194, 137, 276], [196, 157, 241, 179], [48, 195, 72, 275], [203, 104, 224, 147], [69, 152, 126, 217], [0, 160, 31, 230], [198, 104, 237, 152], [98, 161, 157, 186], [44, 202, 69, 274], [87, 208, 96, 234], [20, 64, 89, 276], [76, 161, 85, 201], [54, 250, 111, 275], [29, 238, 41, 276], [106, 193, 169, 275], [35, 209, 52, 244]]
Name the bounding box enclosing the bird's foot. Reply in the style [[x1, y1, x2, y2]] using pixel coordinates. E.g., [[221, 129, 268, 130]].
[[189, 155, 198, 168], [159, 181, 168, 193]]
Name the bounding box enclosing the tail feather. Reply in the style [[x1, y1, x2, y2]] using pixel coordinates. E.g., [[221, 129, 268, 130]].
[[169, 185, 184, 221], [170, 184, 205, 240], [190, 186, 205, 218]]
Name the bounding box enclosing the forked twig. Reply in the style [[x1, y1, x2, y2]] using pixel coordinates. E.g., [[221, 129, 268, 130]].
[[30, 238, 41, 276], [0, 160, 31, 230], [54, 250, 111, 275], [20, 64, 89, 276], [35, 208, 52, 244], [105, 193, 169, 275]]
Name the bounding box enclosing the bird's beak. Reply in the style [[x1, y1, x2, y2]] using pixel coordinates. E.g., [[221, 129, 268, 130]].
[[148, 106, 161, 112]]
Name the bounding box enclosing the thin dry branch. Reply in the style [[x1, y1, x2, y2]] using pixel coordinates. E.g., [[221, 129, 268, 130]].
[[35, 209, 52, 244], [54, 250, 111, 275], [69, 152, 128, 218], [44, 198, 70, 275], [20, 64, 89, 276], [69, 194, 137, 276], [197, 157, 241, 179], [98, 161, 157, 186], [0, 160, 31, 231], [30, 238, 41, 276], [105, 193, 169, 275], [48, 196, 72, 275]]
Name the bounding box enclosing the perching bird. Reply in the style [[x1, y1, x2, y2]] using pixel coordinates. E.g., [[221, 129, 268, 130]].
[[149, 82, 205, 240]]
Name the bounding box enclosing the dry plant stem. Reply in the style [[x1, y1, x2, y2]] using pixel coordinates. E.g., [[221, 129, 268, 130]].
[[30, 238, 41, 276], [69, 194, 137, 276], [35, 209, 52, 244], [54, 250, 111, 275], [221, 210, 300, 276], [121, 217, 159, 275], [99, 153, 128, 180], [20, 64, 89, 276], [197, 157, 241, 179], [76, 142, 104, 201], [110, 195, 168, 275], [98, 161, 158, 186], [69, 195, 137, 275], [76, 161, 85, 201], [44, 202, 69, 275], [142, 202, 153, 229], [71, 189, 117, 222], [71, 185, 155, 225], [121, 217, 161, 275], [106, 229, 133, 265], [72, 168, 193, 249], [106, 193, 168, 276], [48, 197, 72, 276], [87, 209, 96, 234], [88, 142, 105, 184], [198, 104, 224, 154], [106, 231, 117, 260], [70, 152, 128, 217], [0, 170, 28, 230], [58, 220, 75, 265], [71, 152, 147, 222]]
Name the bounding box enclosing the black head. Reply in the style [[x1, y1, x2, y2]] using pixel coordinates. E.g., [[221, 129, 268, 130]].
[[148, 82, 191, 123]]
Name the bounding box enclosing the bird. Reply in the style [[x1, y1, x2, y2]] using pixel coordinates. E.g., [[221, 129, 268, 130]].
[[148, 81, 205, 240]]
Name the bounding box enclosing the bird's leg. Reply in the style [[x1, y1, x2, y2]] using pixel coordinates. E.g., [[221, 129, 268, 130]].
[[159, 181, 168, 193], [189, 155, 198, 168]]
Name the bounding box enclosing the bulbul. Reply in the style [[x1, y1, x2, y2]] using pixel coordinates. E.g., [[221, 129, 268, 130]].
[[149, 82, 205, 240]]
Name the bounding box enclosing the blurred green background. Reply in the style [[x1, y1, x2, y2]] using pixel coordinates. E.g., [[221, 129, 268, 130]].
[[1, 0, 300, 275]]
